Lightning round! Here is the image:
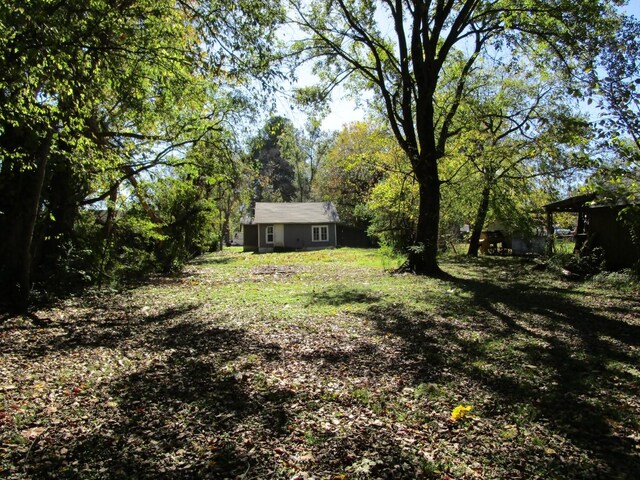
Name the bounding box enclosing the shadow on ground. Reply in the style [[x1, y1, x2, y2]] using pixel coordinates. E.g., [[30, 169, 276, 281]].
[[3, 305, 296, 479], [3, 255, 639, 479], [366, 260, 640, 478], [305, 285, 382, 307]]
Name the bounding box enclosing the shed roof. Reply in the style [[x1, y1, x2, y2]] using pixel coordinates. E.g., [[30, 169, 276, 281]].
[[544, 193, 597, 213], [252, 202, 339, 224], [544, 192, 638, 213]]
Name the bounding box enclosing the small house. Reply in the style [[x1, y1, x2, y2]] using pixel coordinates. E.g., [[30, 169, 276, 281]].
[[242, 202, 340, 252]]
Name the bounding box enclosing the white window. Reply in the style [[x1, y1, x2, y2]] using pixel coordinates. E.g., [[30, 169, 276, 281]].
[[312, 225, 329, 242], [265, 225, 274, 244]]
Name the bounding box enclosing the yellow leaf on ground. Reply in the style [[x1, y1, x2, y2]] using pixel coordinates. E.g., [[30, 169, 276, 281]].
[[450, 405, 472, 421]]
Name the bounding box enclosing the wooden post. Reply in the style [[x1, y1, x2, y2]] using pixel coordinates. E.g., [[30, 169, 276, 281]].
[[574, 207, 586, 253], [546, 209, 554, 255]]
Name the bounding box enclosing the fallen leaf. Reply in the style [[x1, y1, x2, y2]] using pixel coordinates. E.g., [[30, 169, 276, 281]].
[[21, 427, 46, 440]]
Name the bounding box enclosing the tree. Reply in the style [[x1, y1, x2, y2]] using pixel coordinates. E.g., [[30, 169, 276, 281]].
[[585, 14, 640, 267], [442, 61, 593, 256], [315, 122, 385, 223], [290, 0, 621, 274], [180, 131, 253, 249], [280, 118, 334, 202], [590, 14, 640, 205], [367, 158, 419, 250], [315, 120, 418, 247], [0, 0, 284, 310], [250, 116, 298, 202]]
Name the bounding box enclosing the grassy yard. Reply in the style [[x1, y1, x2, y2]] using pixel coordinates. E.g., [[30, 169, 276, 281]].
[[1, 248, 639, 479]]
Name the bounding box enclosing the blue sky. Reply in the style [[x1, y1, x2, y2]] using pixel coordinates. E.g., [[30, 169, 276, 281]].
[[276, 2, 640, 132]]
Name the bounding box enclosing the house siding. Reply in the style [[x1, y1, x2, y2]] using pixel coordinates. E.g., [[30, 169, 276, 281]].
[[283, 224, 335, 249], [242, 224, 258, 252], [283, 224, 309, 249], [249, 223, 337, 251], [242, 202, 340, 252], [258, 224, 273, 252]]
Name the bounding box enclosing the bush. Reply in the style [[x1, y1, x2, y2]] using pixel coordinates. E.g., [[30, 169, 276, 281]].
[[548, 247, 607, 278], [589, 269, 639, 290]]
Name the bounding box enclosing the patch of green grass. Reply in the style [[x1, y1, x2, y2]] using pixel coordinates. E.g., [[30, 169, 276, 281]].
[[351, 387, 372, 405], [303, 430, 326, 446], [414, 382, 446, 401], [554, 239, 575, 254], [499, 424, 519, 440], [588, 269, 639, 291]]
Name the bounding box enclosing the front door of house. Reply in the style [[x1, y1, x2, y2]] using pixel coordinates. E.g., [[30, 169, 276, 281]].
[[274, 224, 284, 247]]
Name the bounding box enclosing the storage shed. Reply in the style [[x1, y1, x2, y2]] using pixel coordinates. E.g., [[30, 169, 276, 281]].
[[544, 194, 639, 270]]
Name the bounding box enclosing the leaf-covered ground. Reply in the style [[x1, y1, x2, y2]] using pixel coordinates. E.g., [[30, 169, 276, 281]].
[[2, 248, 639, 479]]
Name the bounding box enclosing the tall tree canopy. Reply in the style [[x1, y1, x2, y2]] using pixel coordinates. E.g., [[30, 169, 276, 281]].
[[249, 116, 298, 203], [590, 14, 640, 205], [0, 0, 284, 310], [290, 0, 622, 274], [441, 60, 593, 256]]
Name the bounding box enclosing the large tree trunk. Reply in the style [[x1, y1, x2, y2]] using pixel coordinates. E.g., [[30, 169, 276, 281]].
[[467, 183, 491, 256], [0, 131, 53, 311], [37, 153, 83, 277], [407, 158, 442, 275], [221, 207, 231, 247]]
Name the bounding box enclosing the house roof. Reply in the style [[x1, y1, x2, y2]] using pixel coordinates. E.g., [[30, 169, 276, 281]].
[[251, 202, 340, 224]]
